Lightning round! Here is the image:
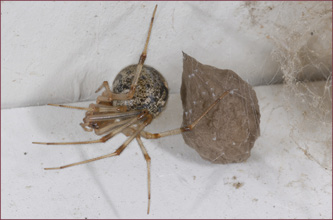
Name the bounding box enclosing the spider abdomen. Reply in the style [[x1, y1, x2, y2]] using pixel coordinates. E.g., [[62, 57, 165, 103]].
[[112, 64, 169, 118]]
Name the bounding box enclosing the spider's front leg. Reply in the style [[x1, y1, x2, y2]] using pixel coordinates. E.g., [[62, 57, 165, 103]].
[[95, 5, 157, 104]]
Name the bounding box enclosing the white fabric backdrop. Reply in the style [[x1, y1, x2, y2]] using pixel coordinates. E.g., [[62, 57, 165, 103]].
[[3, 1, 330, 108]]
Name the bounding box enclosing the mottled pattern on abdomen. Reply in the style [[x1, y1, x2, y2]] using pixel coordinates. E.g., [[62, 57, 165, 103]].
[[112, 65, 169, 118]]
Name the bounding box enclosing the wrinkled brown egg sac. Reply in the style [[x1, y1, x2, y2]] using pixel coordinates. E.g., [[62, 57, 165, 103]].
[[180, 52, 260, 164]]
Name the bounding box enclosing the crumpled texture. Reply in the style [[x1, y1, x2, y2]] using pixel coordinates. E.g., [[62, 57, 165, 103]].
[[181, 52, 260, 164]]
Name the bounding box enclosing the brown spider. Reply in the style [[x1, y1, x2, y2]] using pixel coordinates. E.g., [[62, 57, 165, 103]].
[[33, 5, 230, 214]]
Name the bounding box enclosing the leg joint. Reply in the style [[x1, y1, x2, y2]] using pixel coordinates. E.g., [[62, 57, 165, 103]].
[[145, 155, 151, 161], [181, 126, 192, 132], [139, 54, 147, 64], [115, 144, 126, 155]]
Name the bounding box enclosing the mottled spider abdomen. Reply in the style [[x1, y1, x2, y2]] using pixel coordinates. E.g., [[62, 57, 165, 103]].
[[112, 64, 169, 118]]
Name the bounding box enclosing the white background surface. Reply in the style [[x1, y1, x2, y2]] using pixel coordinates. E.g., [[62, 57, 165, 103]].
[[2, 1, 331, 108], [2, 85, 332, 219]]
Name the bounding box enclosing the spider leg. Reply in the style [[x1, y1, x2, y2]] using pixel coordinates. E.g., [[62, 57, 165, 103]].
[[141, 90, 230, 139], [48, 103, 128, 112], [92, 117, 135, 136], [95, 81, 112, 94], [44, 102, 132, 133], [43, 114, 153, 170], [46, 103, 129, 115], [47, 103, 90, 110], [95, 5, 158, 103], [136, 135, 151, 214], [32, 110, 148, 145]]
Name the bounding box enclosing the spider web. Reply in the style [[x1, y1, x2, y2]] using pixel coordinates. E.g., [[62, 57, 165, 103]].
[[272, 2, 331, 170], [242, 1, 332, 169]]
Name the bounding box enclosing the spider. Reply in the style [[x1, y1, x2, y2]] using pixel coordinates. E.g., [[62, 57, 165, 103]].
[[33, 5, 230, 214]]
